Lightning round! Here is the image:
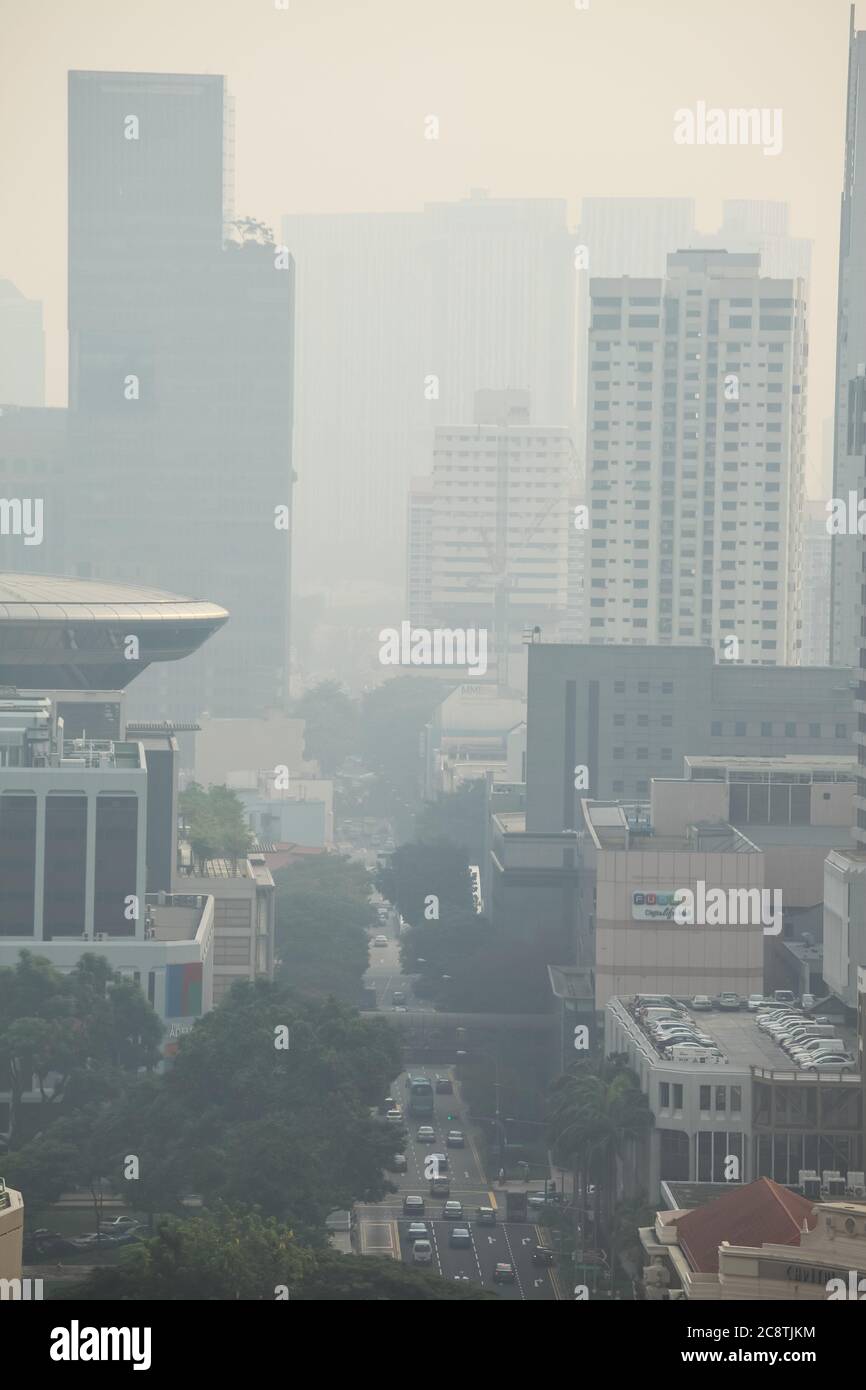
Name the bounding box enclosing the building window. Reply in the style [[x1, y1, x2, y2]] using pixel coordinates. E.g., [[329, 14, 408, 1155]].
[[730, 1086, 742, 1114], [672, 1083, 683, 1110], [836, 724, 847, 739], [761, 722, 772, 737], [659, 1082, 670, 1109], [785, 722, 796, 737], [809, 723, 820, 738], [699, 1085, 711, 1111], [716, 1086, 726, 1113], [638, 681, 650, 694]]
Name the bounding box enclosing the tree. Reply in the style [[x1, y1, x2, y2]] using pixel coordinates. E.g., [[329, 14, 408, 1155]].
[[360, 676, 453, 832], [376, 841, 474, 928], [415, 780, 486, 862], [66, 1208, 494, 1301], [273, 854, 377, 1001], [547, 1057, 654, 1271], [293, 681, 359, 775], [68, 1206, 313, 1301], [179, 784, 252, 865]]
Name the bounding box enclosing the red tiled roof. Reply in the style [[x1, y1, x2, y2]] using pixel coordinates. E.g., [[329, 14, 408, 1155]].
[[676, 1178, 817, 1274]]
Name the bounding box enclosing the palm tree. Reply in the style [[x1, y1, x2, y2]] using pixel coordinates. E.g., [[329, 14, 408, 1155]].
[[547, 1056, 654, 1284]]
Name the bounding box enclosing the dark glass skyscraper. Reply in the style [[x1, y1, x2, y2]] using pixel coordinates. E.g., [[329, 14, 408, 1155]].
[[67, 71, 294, 720]]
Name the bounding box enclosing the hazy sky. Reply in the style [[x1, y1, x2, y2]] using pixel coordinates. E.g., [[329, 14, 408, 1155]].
[[1, 0, 862, 495]]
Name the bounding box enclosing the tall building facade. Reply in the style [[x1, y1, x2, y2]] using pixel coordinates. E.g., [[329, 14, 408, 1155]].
[[801, 499, 832, 666], [586, 250, 807, 663], [408, 389, 574, 689], [282, 191, 575, 595], [65, 71, 293, 721], [831, 9, 866, 669]]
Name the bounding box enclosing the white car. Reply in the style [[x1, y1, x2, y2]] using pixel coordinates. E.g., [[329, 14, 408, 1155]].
[[746, 994, 765, 1011], [373, 934, 388, 947]]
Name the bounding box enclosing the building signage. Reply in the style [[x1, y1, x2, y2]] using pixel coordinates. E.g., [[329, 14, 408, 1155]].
[[756, 1261, 866, 1287], [631, 891, 679, 921]]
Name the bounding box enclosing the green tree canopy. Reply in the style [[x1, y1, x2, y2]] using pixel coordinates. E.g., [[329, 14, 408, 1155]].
[[293, 681, 360, 775], [179, 783, 253, 863]]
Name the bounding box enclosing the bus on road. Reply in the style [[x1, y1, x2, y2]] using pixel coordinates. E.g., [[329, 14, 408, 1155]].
[[406, 1075, 434, 1117]]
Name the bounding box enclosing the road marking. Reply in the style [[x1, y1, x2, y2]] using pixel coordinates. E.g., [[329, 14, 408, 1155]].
[[501, 1224, 526, 1301]]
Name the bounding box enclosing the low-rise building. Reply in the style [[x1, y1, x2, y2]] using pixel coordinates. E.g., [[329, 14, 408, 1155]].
[[641, 1179, 866, 1301]]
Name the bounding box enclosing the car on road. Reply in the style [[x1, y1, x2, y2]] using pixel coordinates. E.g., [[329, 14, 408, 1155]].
[[406, 1222, 429, 1243], [717, 993, 741, 1010], [389, 1154, 408, 1172], [449, 1225, 472, 1248], [477, 1206, 496, 1224], [403, 1195, 425, 1215], [443, 1200, 463, 1219], [426, 1152, 449, 1172], [412, 1240, 433, 1266], [446, 1130, 465, 1148], [392, 990, 406, 1005], [493, 1262, 516, 1284], [691, 995, 713, 1011], [435, 1076, 454, 1095], [430, 1176, 451, 1197], [386, 1109, 403, 1124], [373, 934, 388, 947], [393, 1006, 408, 1012], [97, 1216, 140, 1233], [532, 1246, 555, 1265], [528, 1191, 561, 1208], [416, 1125, 435, 1142]]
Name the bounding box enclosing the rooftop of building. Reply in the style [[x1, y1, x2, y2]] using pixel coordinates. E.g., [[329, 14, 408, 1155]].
[[0, 574, 228, 691], [684, 753, 857, 782], [583, 800, 758, 854], [610, 996, 859, 1073], [674, 1178, 817, 1275]]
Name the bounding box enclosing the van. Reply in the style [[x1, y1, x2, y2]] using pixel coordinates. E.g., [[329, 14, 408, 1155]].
[[412, 1240, 433, 1266]]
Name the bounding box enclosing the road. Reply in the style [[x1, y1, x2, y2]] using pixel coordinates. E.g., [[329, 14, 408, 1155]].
[[358, 1065, 561, 1301], [364, 929, 435, 1013]]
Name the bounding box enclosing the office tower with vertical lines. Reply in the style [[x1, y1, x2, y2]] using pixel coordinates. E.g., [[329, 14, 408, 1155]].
[[66, 71, 293, 721], [409, 389, 574, 690], [586, 249, 806, 663]]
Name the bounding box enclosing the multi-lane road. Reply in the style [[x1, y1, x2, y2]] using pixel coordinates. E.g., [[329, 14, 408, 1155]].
[[358, 1062, 561, 1299]]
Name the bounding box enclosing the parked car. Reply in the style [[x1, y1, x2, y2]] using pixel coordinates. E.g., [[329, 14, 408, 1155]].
[[747, 994, 766, 1011], [97, 1216, 140, 1233], [717, 993, 741, 1010], [691, 995, 713, 1011]]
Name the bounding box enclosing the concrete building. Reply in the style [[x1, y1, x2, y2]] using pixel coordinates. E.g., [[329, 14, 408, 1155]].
[[282, 191, 575, 596], [226, 769, 334, 849], [175, 853, 274, 1008], [801, 499, 832, 666], [525, 642, 853, 833], [642, 1182, 866, 1301], [831, 8, 866, 668], [586, 250, 807, 662], [65, 70, 294, 722], [0, 281, 44, 407], [606, 997, 863, 1194], [421, 683, 525, 798], [409, 389, 575, 690], [194, 710, 316, 790], [584, 800, 765, 1009]]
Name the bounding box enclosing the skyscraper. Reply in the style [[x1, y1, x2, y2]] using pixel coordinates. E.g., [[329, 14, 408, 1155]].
[[65, 71, 293, 721], [586, 250, 807, 663], [408, 389, 574, 690], [831, 8, 866, 669], [282, 191, 575, 596]]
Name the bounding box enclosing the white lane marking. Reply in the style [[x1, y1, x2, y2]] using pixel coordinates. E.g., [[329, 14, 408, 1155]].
[[500, 1224, 526, 1301]]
